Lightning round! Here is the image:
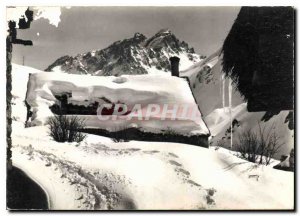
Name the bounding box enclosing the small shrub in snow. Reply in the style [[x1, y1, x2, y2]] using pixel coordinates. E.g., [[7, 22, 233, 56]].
[[236, 129, 259, 163], [47, 114, 86, 143], [236, 123, 283, 165]]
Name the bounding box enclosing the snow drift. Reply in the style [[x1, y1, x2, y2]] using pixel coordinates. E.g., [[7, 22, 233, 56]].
[[25, 66, 209, 137], [205, 103, 294, 158], [12, 124, 294, 210]]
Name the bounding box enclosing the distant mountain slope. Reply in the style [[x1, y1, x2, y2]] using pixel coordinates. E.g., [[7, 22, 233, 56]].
[[45, 29, 205, 76]]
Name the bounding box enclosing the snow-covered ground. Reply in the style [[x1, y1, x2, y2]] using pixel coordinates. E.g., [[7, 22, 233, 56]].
[[10, 63, 294, 210], [12, 122, 294, 210], [205, 103, 294, 158]]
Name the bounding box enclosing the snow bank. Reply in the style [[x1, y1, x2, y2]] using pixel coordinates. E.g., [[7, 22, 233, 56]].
[[12, 124, 213, 210], [11, 64, 41, 125], [205, 103, 294, 157], [25, 69, 209, 135], [12, 124, 294, 210]]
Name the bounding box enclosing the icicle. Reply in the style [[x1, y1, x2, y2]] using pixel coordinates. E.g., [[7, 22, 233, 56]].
[[229, 78, 233, 149], [228, 66, 234, 149], [222, 74, 225, 110], [220, 72, 223, 110]]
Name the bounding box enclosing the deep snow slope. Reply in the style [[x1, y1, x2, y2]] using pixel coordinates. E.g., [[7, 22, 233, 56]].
[[12, 123, 294, 210], [45, 29, 204, 76], [12, 125, 214, 210], [205, 103, 294, 158]]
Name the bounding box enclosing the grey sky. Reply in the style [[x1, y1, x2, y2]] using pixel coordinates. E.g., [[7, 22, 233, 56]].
[[12, 6, 240, 70]]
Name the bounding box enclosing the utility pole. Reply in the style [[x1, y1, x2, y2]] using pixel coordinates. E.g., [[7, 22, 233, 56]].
[[22, 56, 25, 66]]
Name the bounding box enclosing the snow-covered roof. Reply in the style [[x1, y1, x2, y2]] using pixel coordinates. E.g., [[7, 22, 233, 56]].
[[26, 69, 210, 136]]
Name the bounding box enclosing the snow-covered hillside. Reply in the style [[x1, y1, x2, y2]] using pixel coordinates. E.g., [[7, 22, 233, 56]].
[[12, 125, 294, 210], [10, 64, 294, 210], [45, 29, 204, 76], [181, 50, 294, 158], [181, 49, 243, 116], [205, 103, 294, 158]]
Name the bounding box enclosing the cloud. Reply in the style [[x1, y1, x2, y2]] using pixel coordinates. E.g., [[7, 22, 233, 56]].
[[6, 6, 28, 23], [33, 7, 62, 27], [6, 6, 69, 28]]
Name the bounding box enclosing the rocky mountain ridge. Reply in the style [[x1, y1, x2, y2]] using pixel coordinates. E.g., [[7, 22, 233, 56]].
[[45, 29, 205, 76]]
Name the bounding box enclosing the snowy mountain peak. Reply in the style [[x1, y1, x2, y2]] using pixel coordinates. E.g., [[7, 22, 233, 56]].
[[133, 32, 147, 40], [145, 29, 182, 51], [156, 28, 172, 36], [45, 29, 203, 76]]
